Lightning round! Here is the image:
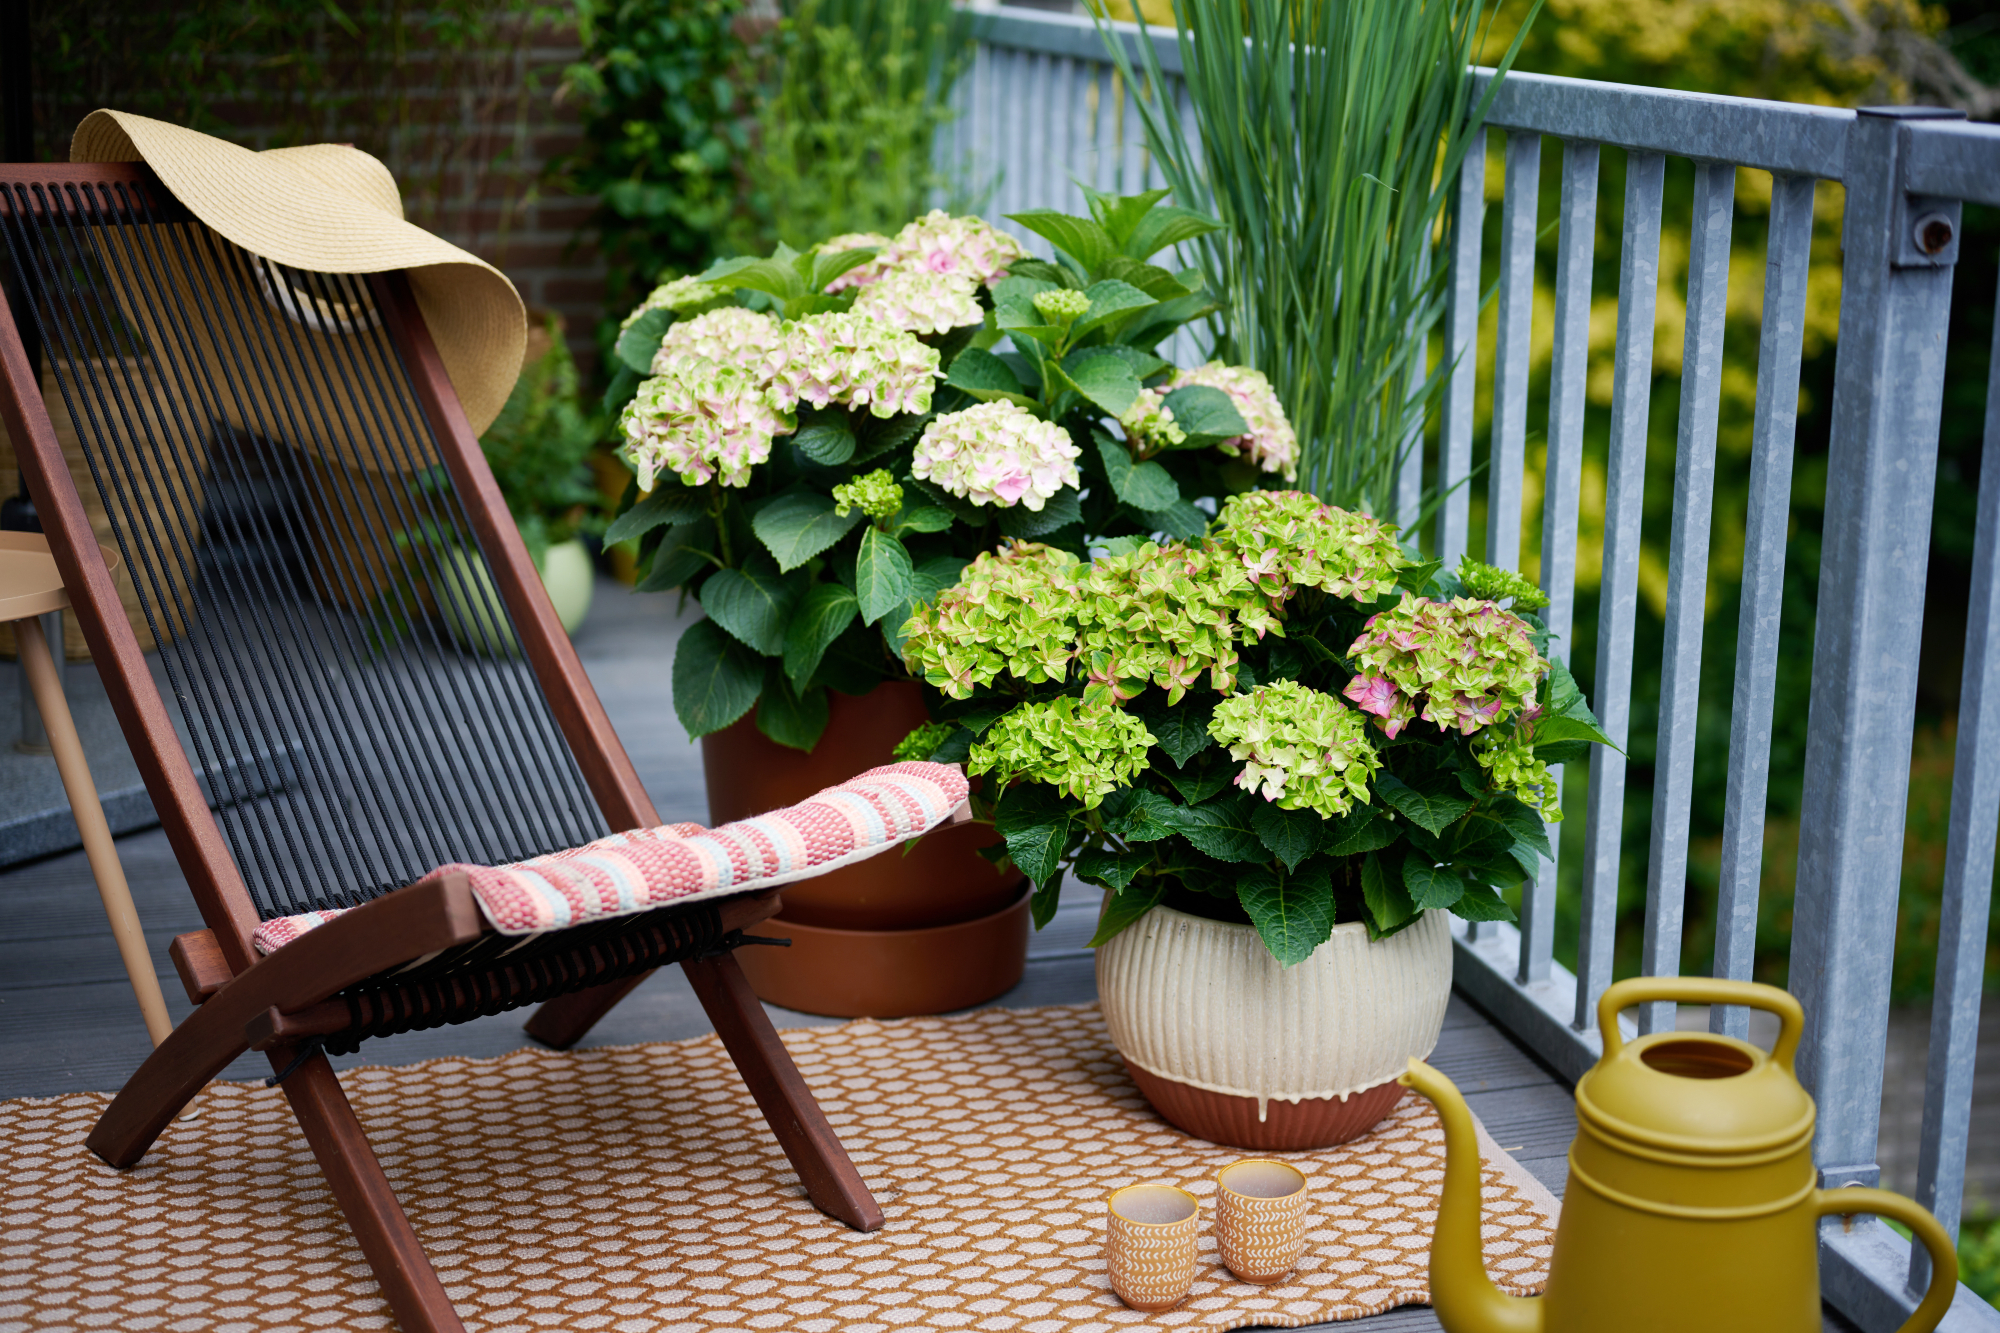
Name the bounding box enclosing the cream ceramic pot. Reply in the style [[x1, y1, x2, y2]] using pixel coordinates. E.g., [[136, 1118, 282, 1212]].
[[1097, 903, 1452, 1149]]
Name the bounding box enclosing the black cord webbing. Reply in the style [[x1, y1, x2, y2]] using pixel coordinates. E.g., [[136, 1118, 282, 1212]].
[[0, 178, 611, 919]]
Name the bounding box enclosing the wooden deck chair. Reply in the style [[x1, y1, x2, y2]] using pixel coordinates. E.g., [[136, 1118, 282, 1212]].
[[0, 122, 944, 1333]]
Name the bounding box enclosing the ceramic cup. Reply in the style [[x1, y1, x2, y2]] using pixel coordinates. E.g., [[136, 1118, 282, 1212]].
[[1214, 1159, 1310, 1284], [1105, 1184, 1201, 1312]]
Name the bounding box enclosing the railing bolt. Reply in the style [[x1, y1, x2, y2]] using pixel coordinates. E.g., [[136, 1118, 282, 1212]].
[[1912, 211, 1955, 255]]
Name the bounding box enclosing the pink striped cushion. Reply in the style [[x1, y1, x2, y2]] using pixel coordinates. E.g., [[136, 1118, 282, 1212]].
[[250, 762, 968, 955]]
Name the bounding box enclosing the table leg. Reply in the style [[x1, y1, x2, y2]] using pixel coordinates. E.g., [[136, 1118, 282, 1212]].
[[17, 614, 174, 1045]]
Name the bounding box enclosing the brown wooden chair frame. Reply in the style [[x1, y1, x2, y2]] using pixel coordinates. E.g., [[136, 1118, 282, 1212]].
[[0, 163, 881, 1333]]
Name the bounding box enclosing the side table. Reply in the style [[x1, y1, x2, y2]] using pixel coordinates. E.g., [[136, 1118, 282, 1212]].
[[0, 531, 172, 1045]]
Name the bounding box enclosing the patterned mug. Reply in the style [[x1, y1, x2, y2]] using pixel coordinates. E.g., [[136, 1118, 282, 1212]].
[[1105, 1184, 1201, 1312], [1215, 1159, 1310, 1284]]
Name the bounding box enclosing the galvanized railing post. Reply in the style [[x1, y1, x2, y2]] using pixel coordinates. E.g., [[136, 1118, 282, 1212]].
[[1786, 105, 1963, 1329]]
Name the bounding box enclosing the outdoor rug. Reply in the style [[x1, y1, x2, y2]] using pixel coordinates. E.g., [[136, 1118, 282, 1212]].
[[0, 1002, 1557, 1332]]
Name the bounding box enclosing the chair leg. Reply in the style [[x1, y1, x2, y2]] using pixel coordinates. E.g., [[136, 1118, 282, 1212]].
[[522, 971, 651, 1050], [680, 953, 885, 1232], [277, 1049, 466, 1333]]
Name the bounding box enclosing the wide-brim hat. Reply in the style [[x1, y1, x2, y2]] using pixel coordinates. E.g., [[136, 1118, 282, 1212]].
[[71, 109, 525, 435]]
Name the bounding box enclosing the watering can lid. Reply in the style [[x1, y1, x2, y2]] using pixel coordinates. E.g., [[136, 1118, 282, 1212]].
[[1580, 1019, 1815, 1153]]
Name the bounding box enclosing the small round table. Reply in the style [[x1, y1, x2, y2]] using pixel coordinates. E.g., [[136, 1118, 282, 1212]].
[[0, 531, 172, 1045]]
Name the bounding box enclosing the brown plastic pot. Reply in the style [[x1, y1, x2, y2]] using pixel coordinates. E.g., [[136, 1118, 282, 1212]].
[[736, 886, 1032, 1018]]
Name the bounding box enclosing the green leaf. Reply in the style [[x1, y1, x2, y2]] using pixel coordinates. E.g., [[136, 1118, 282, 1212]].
[[944, 347, 1039, 409], [1102, 788, 1180, 843], [1121, 290, 1221, 351], [1030, 875, 1065, 929], [1161, 385, 1248, 445], [1082, 186, 1172, 247], [605, 485, 704, 544], [1164, 791, 1263, 862], [1320, 803, 1400, 857], [600, 365, 641, 416], [1361, 852, 1419, 936], [854, 526, 916, 625], [698, 565, 796, 656], [996, 488, 1083, 539], [1095, 432, 1180, 512], [1053, 354, 1141, 418], [927, 727, 974, 765], [892, 505, 955, 535], [1397, 556, 1445, 595], [1375, 771, 1476, 836], [853, 411, 930, 463], [793, 420, 857, 466], [995, 783, 1074, 887], [755, 664, 829, 751], [1133, 692, 1215, 766], [638, 517, 715, 591], [1537, 661, 1619, 749], [701, 254, 807, 302], [1528, 714, 1620, 751], [1162, 761, 1232, 806], [1065, 343, 1171, 383], [782, 582, 859, 691], [1486, 795, 1553, 862], [1003, 258, 1079, 289], [1088, 879, 1165, 946], [1238, 864, 1337, 966], [1402, 851, 1467, 912], [1453, 882, 1518, 923], [1095, 256, 1193, 302], [753, 493, 863, 572], [615, 307, 673, 374], [807, 620, 890, 695], [1135, 499, 1208, 540], [1124, 205, 1226, 262], [1072, 280, 1158, 343], [810, 244, 879, 292], [1005, 209, 1117, 270], [672, 618, 763, 738], [1075, 846, 1153, 894], [1532, 738, 1595, 766], [1252, 802, 1321, 872]]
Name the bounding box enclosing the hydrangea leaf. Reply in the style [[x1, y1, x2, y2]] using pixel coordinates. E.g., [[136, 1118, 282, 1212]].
[[700, 254, 808, 303], [1321, 803, 1400, 857], [996, 488, 1083, 539], [615, 306, 675, 374], [1124, 205, 1227, 263], [944, 347, 1041, 410], [1080, 186, 1173, 247], [604, 484, 704, 545], [1053, 355, 1141, 419], [754, 493, 864, 572], [1401, 851, 1467, 912], [1005, 210, 1117, 271], [893, 505, 956, 536], [854, 526, 916, 625], [809, 244, 880, 293], [1531, 738, 1595, 766], [1134, 499, 1208, 540], [1094, 256, 1192, 302], [1237, 863, 1337, 966], [1132, 692, 1215, 767], [1531, 661, 1619, 749], [1161, 760, 1232, 807], [1252, 802, 1322, 873], [1452, 881, 1518, 923], [793, 420, 857, 465], [1486, 794, 1554, 861], [994, 782, 1074, 889], [1361, 850, 1418, 937], [755, 664, 830, 752], [698, 565, 797, 656], [600, 365, 641, 417], [672, 618, 763, 738], [782, 582, 859, 691], [1088, 878, 1166, 947], [853, 410, 931, 463], [1164, 791, 1263, 863], [1075, 846, 1153, 894], [1095, 433, 1180, 512], [1072, 280, 1159, 343], [637, 517, 715, 592], [1160, 384, 1248, 447], [1375, 771, 1475, 836], [1102, 788, 1180, 843], [1064, 343, 1171, 384], [928, 726, 975, 765]]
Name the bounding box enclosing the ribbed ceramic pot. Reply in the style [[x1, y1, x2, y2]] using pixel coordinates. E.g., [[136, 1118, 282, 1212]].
[[1097, 903, 1452, 1150]]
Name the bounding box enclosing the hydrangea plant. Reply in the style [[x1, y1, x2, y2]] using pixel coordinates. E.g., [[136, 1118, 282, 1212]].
[[603, 191, 1293, 754], [896, 498, 1618, 965]]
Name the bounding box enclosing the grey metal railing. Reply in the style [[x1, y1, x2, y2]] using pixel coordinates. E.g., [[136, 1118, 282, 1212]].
[[954, 9, 2000, 1329]]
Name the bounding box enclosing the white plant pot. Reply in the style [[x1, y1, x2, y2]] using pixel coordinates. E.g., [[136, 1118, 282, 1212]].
[[1097, 902, 1452, 1149], [437, 537, 594, 654]]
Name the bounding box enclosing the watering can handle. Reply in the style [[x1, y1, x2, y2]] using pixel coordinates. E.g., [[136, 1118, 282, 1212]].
[[1816, 1188, 1958, 1333], [1596, 977, 1805, 1072]]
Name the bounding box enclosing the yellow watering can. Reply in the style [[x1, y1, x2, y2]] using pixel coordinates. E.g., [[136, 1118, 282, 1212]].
[[1400, 976, 1960, 1333]]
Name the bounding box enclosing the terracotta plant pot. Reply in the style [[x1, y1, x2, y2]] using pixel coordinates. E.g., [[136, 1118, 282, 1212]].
[[1097, 903, 1452, 1150], [701, 678, 1026, 1016]]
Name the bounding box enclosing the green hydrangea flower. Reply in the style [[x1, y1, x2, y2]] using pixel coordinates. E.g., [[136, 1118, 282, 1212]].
[[892, 719, 956, 762], [1456, 555, 1549, 611], [833, 468, 905, 522], [1032, 288, 1091, 323], [1343, 592, 1547, 738], [968, 695, 1156, 808], [1118, 388, 1186, 454], [1209, 681, 1382, 818], [618, 275, 723, 332], [1476, 724, 1561, 821], [1209, 491, 1408, 603], [901, 542, 1083, 698], [1074, 541, 1273, 705]]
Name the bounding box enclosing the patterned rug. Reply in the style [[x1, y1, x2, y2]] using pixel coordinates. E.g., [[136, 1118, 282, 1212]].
[[0, 1004, 1557, 1332]]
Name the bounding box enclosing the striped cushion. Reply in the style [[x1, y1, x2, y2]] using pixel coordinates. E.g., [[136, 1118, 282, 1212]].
[[250, 762, 968, 955]]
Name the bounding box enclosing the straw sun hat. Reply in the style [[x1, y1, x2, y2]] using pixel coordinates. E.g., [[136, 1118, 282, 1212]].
[[70, 109, 526, 435]]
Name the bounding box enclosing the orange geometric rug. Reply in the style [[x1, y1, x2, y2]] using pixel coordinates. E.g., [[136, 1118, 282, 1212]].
[[0, 1003, 1557, 1331]]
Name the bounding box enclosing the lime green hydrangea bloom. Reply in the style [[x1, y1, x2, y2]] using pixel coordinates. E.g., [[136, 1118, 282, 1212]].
[[1475, 724, 1561, 821], [1118, 387, 1186, 454], [1208, 681, 1381, 818], [1342, 592, 1547, 738], [968, 695, 1156, 808], [892, 719, 956, 762], [1074, 541, 1273, 705], [618, 275, 723, 332], [900, 542, 1082, 698], [1032, 288, 1091, 323], [1456, 555, 1549, 611], [833, 468, 904, 522], [1209, 490, 1409, 603]]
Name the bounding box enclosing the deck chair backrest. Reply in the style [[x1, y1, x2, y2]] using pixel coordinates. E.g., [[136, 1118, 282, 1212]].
[[0, 165, 655, 955]]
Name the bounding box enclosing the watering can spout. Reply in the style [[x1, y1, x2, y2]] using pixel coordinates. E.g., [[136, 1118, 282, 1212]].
[[1400, 1058, 1543, 1333]]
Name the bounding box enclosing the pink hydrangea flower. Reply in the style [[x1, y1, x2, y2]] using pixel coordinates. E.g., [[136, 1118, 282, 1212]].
[[878, 210, 1028, 288], [1169, 362, 1299, 481], [851, 268, 985, 335], [912, 401, 1081, 510]]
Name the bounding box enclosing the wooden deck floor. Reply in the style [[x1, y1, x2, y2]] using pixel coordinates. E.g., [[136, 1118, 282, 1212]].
[[0, 575, 1861, 1332]]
